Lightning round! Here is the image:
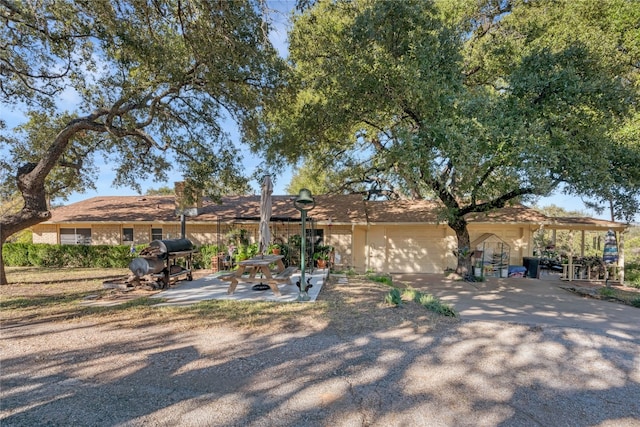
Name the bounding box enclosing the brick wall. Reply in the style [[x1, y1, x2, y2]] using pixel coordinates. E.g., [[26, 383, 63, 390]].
[[92, 224, 121, 245], [133, 225, 150, 244], [324, 225, 352, 267], [163, 224, 181, 240], [185, 223, 219, 246], [31, 224, 58, 244]]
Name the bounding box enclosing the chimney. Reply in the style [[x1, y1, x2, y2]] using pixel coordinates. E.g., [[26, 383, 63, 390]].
[[174, 181, 202, 217]]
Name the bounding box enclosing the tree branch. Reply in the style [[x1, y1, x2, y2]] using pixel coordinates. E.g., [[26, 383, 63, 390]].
[[460, 186, 535, 216]]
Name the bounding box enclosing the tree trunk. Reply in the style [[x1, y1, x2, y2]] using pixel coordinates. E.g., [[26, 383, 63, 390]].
[[609, 200, 615, 222], [0, 204, 52, 285], [0, 161, 55, 285], [0, 244, 5, 286], [449, 217, 472, 278], [0, 118, 99, 285]]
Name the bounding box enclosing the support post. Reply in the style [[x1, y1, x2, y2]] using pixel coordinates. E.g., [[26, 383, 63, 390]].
[[293, 189, 315, 301], [299, 208, 309, 301]]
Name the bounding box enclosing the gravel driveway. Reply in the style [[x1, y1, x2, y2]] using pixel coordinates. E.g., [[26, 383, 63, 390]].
[[2, 276, 639, 426]]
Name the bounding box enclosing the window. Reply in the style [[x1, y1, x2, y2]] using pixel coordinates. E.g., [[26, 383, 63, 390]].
[[60, 228, 92, 245], [151, 228, 163, 241], [309, 228, 324, 246], [122, 228, 134, 243]]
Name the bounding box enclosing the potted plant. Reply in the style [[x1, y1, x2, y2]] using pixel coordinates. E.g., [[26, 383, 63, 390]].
[[473, 261, 483, 277], [314, 251, 330, 268], [235, 246, 248, 263], [269, 243, 281, 255], [484, 264, 494, 277], [313, 245, 333, 269]]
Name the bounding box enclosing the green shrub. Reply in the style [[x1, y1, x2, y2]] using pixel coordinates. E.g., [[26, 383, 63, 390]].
[[2, 243, 143, 268], [367, 273, 393, 286], [599, 287, 615, 297], [402, 288, 457, 317], [247, 243, 259, 258], [27, 244, 51, 267], [381, 285, 457, 316], [631, 297, 640, 308], [92, 245, 131, 268], [384, 288, 403, 306], [194, 244, 221, 269], [51, 245, 70, 267], [402, 287, 421, 303], [92, 245, 113, 268], [190, 251, 205, 269], [624, 262, 640, 288], [114, 245, 136, 267], [416, 293, 455, 316], [2, 243, 30, 266], [345, 268, 357, 276], [62, 245, 92, 267]]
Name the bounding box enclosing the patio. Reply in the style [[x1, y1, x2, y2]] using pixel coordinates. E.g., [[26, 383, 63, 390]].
[[149, 268, 330, 306]]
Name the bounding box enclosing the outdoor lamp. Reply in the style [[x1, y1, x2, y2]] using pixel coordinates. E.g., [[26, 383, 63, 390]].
[[293, 188, 316, 301], [294, 188, 315, 208]]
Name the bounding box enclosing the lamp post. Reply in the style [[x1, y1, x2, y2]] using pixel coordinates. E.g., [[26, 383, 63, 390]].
[[293, 188, 316, 301]]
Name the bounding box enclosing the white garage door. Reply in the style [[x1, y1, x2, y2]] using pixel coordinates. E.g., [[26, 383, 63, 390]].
[[387, 230, 442, 273]]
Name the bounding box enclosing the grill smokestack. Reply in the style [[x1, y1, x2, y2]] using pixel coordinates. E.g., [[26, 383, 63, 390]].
[[174, 181, 202, 217]]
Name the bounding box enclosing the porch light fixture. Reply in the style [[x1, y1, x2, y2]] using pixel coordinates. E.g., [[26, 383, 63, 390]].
[[293, 188, 316, 301]]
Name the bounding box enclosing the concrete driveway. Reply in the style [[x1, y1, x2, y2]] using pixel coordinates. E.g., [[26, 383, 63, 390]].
[[392, 274, 640, 341]]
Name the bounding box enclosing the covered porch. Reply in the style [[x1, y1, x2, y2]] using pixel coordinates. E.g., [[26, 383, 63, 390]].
[[534, 216, 628, 283]]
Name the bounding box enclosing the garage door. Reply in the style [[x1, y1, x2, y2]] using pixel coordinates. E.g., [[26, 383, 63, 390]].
[[387, 230, 442, 273]]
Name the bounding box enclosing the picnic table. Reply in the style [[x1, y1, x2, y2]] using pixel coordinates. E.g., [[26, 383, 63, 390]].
[[219, 255, 296, 297]]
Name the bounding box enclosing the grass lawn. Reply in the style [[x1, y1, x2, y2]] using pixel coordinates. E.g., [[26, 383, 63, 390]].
[[600, 285, 640, 306], [1, 267, 456, 334], [565, 282, 640, 307]]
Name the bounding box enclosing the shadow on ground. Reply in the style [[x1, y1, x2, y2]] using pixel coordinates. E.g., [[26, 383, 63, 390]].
[[2, 274, 639, 426]]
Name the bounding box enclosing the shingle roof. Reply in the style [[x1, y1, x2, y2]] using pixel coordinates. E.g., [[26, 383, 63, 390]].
[[364, 199, 443, 223], [48, 196, 177, 222], [195, 194, 368, 224], [47, 194, 369, 224], [545, 216, 625, 230], [363, 200, 549, 224], [465, 204, 550, 224], [45, 194, 625, 230]]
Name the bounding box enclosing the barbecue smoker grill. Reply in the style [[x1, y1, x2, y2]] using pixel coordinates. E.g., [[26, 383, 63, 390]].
[[104, 238, 195, 290]]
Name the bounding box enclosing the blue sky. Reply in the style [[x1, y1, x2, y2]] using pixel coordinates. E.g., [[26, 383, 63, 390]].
[[0, 1, 624, 222]]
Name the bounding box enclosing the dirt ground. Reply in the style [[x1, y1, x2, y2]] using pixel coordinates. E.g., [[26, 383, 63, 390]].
[[1, 272, 639, 426]]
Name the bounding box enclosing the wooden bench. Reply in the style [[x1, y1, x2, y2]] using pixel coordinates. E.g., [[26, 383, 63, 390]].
[[271, 266, 297, 284], [221, 266, 297, 296]]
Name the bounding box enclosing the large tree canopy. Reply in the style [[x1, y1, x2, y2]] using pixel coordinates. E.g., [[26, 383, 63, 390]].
[[0, 0, 285, 284], [252, 0, 640, 275]]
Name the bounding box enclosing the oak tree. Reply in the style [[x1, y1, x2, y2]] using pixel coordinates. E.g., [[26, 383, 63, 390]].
[[251, 0, 640, 276], [0, 0, 285, 284]]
